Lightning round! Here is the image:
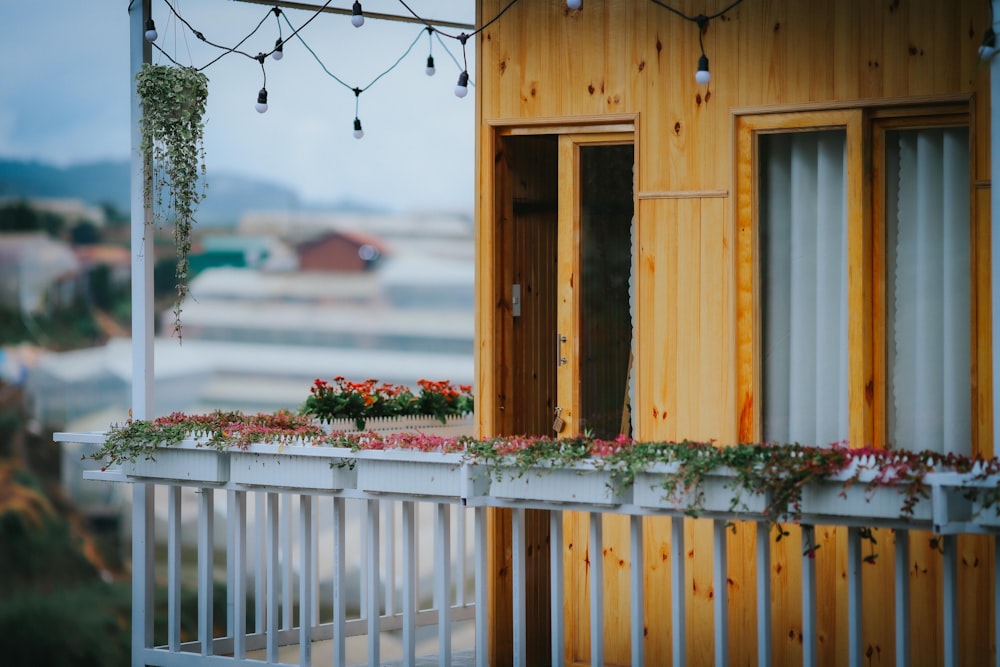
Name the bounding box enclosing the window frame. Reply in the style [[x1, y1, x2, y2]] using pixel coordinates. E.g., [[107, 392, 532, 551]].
[[735, 102, 978, 454]]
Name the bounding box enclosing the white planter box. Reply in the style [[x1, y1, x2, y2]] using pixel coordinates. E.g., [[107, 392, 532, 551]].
[[122, 440, 229, 484], [354, 449, 488, 499], [325, 415, 474, 437], [633, 463, 768, 515], [231, 444, 357, 491], [797, 469, 932, 522], [490, 464, 629, 506]]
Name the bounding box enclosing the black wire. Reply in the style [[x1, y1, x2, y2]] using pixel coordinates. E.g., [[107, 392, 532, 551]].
[[650, 0, 745, 23], [395, 0, 520, 41]]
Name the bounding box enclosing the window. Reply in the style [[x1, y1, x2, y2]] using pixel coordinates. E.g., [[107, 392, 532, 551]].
[[737, 106, 974, 455]]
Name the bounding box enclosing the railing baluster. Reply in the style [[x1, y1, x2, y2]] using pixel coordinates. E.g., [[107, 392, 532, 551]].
[[332, 497, 347, 667], [198, 487, 215, 657], [712, 519, 729, 667], [512, 507, 527, 667], [367, 499, 381, 666], [551, 510, 565, 667], [942, 534, 958, 667], [226, 489, 235, 639], [132, 484, 154, 667], [846, 527, 862, 667], [281, 494, 293, 630], [167, 486, 181, 652], [312, 497, 320, 623], [255, 492, 266, 634], [590, 512, 604, 667], [756, 521, 772, 667], [671, 516, 686, 667], [801, 525, 817, 667], [402, 501, 417, 667], [386, 501, 397, 616], [360, 498, 368, 621], [436, 502, 452, 666], [266, 492, 280, 663], [995, 534, 1000, 667], [232, 490, 247, 660], [475, 506, 488, 667], [630, 514, 645, 667], [457, 504, 467, 607], [299, 495, 313, 667], [895, 529, 910, 667]]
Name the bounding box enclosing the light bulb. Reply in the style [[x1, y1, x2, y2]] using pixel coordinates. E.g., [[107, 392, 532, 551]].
[[353, 118, 364, 139], [273, 38, 284, 61], [981, 29, 997, 61], [351, 1, 365, 28], [567, 0, 582, 9], [454, 70, 469, 98], [144, 18, 158, 42], [695, 54, 711, 85], [255, 88, 268, 113], [425, 55, 436, 76]]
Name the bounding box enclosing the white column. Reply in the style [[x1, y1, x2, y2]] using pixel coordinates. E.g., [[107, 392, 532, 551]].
[[991, 0, 1000, 457], [128, 6, 154, 666]]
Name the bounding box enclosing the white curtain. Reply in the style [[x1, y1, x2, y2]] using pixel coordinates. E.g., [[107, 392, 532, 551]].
[[886, 128, 970, 455], [760, 131, 850, 446]]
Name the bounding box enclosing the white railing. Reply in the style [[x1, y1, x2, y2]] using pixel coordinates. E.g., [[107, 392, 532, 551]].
[[60, 433, 1000, 667]]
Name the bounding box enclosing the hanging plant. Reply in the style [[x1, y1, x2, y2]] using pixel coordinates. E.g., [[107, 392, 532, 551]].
[[136, 63, 209, 339]]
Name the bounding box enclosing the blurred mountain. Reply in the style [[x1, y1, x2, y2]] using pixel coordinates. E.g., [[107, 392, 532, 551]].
[[0, 158, 381, 228]]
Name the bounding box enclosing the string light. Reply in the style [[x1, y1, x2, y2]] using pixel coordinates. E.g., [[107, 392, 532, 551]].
[[149, 0, 746, 140], [425, 27, 436, 76], [352, 88, 364, 138], [649, 0, 745, 86], [351, 1, 365, 28], [455, 71, 470, 98], [981, 27, 997, 61]]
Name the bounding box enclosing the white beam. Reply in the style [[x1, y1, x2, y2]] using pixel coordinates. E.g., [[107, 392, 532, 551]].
[[130, 0, 154, 419]]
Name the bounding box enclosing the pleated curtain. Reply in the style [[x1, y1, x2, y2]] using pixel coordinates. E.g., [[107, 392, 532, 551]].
[[759, 127, 970, 454], [886, 127, 970, 455], [760, 131, 850, 448]]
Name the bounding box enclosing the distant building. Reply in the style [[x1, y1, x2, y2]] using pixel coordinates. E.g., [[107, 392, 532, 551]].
[[188, 234, 297, 274], [0, 197, 107, 228], [296, 230, 387, 272], [73, 244, 131, 286], [0, 233, 81, 312]]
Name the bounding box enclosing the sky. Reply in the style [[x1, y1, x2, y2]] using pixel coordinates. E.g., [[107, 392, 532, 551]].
[[1, 1, 477, 213]]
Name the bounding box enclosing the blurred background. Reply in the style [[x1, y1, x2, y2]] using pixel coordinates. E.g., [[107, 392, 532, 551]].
[[0, 3, 477, 663]]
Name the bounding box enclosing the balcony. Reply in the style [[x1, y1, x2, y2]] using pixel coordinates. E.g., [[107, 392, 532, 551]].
[[59, 431, 1000, 666]]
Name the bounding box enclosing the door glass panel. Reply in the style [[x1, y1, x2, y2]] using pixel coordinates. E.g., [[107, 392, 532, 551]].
[[578, 144, 634, 438], [884, 126, 970, 454], [759, 130, 849, 447]]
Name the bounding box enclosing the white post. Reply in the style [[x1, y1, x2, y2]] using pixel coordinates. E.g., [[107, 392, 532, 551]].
[[991, 1, 1000, 459], [128, 6, 154, 666]]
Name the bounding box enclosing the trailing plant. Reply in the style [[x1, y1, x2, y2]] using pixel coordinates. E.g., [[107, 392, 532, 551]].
[[136, 63, 209, 339], [91, 409, 323, 465], [88, 407, 1000, 540]]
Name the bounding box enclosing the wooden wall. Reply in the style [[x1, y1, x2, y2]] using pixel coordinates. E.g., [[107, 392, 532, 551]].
[[475, 1, 993, 665]]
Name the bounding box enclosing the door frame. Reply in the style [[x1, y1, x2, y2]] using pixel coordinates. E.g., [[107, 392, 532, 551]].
[[479, 114, 638, 439], [556, 132, 636, 436]]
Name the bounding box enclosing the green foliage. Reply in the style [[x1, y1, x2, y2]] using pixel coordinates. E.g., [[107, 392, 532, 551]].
[[0, 583, 130, 667], [0, 300, 102, 348], [0, 201, 64, 236], [136, 63, 209, 339]]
